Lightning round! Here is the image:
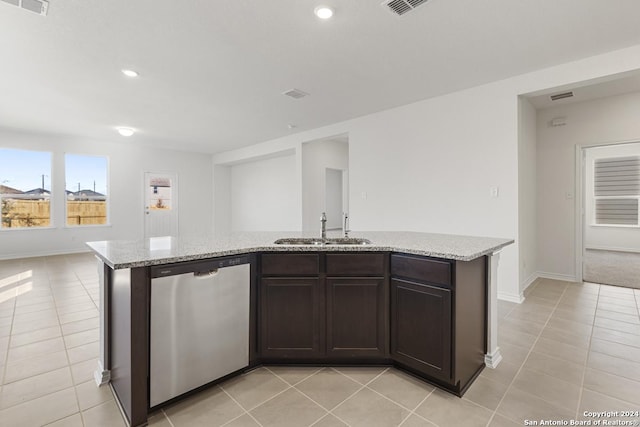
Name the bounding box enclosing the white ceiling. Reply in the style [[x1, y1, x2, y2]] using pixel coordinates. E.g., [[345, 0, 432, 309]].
[[2, 0, 640, 154]]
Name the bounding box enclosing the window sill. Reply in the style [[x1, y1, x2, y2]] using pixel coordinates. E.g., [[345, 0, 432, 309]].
[[63, 224, 112, 229], [0, 226, 56, 232], [590, 223, 640, 228]]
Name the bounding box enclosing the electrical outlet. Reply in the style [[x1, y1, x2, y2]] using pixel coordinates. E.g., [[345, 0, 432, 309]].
[[490, 187, 499, 198]]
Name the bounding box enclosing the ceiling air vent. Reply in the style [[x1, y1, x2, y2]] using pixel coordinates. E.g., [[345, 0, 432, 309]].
[[550, 91, 574, 101], [1, 0, 48, 15], [282, 89, 309, 99], [382, 0, 430, 16]]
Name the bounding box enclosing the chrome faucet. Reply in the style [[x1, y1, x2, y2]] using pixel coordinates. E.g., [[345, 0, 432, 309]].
[[343, 212, 350, 238], [320, 212, 327, 243]]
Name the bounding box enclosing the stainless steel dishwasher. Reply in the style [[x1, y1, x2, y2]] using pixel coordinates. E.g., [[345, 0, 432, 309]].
[[149, 255, 251, 407]]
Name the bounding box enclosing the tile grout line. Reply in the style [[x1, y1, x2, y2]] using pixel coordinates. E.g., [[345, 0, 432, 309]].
[[218, 385, 265, 427]]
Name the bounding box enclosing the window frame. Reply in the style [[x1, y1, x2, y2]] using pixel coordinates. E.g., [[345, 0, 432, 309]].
[[592, 155, 640, 228], [63, 153, 111, 228]]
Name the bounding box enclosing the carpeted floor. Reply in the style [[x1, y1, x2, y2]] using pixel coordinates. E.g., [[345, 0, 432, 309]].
[[583, 248, 640, 289]]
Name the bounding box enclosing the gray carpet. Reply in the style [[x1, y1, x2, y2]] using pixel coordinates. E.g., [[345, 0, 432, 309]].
[[584, 248, 640, 289]]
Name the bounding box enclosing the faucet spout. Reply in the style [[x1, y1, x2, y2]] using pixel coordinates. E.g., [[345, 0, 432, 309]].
[[320, 212, 327, 243], [343, 212, 349, 238]]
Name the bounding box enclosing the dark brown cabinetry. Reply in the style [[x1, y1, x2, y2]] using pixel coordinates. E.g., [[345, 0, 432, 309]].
[[390, 253, 487, 395], [260, 252, 388, 362], [325, 253, 388, 359]]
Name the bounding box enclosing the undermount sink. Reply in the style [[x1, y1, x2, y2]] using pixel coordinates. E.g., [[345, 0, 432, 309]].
[[273, 237, 372, 246]]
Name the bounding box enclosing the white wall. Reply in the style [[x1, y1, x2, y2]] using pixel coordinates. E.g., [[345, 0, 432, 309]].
[[518, 98, 538, 293], [537, 91, 640, 279], [0, 128, 213, 259], [301, 139, 349, 232], [584, 142, 640, 252], [229, 153, 299, 231], [213, 43, 640, 301]]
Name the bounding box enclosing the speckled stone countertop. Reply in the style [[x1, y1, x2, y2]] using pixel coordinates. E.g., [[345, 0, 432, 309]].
[[86, 231, 514, 269]]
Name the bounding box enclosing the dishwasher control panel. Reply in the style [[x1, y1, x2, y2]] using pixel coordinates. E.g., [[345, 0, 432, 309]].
[[150, 255, 250, 278]]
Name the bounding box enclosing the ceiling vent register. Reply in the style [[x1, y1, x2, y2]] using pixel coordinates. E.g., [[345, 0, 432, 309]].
[[1, 0, 48, 15], [550, 91, 574, 101], [382, 0, 430, 16], [282, 89, 309, 99]]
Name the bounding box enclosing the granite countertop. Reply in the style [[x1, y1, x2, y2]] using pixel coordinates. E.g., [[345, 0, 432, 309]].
[[87, 231, 514, 269]]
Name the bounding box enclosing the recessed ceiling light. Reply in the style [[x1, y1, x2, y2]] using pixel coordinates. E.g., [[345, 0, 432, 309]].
[[117, 127, 135, 137], [314, 6, 334, 19], [121, 69, 139, 78]]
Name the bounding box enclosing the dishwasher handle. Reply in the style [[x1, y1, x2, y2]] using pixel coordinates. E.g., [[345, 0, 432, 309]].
[[193, 269, 219, 279]]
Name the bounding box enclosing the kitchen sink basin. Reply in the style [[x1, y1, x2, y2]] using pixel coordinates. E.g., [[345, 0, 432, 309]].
[[273, 237, 372, 245]]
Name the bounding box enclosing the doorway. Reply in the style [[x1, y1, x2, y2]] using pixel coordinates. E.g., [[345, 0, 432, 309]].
[[580, 143, 640, 288], [144, 172, 178, 238], [325, 168, 348, 230]]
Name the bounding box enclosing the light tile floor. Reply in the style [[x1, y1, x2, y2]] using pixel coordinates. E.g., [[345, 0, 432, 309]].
[[1, 255, 640, 426]]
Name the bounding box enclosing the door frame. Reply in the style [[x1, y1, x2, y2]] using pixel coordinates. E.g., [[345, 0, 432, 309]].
[[574, 139, 640, 282]]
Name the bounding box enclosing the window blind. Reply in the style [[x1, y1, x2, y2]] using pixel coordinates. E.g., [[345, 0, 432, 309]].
[[594, 156, 640, 225]]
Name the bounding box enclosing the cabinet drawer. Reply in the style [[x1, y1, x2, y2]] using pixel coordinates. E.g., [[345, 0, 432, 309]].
[[390, 254, 451, 286], [326, 253, 386, 276], [261, 254, 319, 276]]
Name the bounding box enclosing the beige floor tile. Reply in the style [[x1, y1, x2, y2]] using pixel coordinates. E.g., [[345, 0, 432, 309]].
[[55, 295, 94, 308], [596, 309, 640, 325], [463, 375, 509, 411], [588, 350, 640, 382], [497, 328, 537, 350], [504, 307, 551, 325], [550, 307, 596, 325], [598, 295, 637, 308], [75, 380, 114, 410], [63, 328, 98, 349], [499, 316, 546, 336], [13, 301, 56, 315], [164, 386, 245, 427], [592, 326, 640, 348], [61, 317, 100, 336], [595, 317, 640, 335], [479, 360, 520, 385], [545, 316, 594, 335], [10, 316, 60, 335], [70, 358, 98, 384], [583, 368, 640, 406], [82, 400, 126, 426], [367, 369, 434, 410], [0, 366, 73, 409], [498, 342, 531, 366], [521, 295, 558, 307], [67, 341, 99, 365], [496, 386, 574, 424], [56, 302, 97, 316], [44, 413, 84, 426], [531, 337, 588, 365], [13, 308, 58, 324], [312, 413, 349, 427], [6, 336, 65, 364], [3, 349, 68, 384], [511, 367, 581, 412], [397, 414, 435, 427], [590, 337, 640, 362], [58, 308, 98, 325], [0, 387, 78, 427], [522, 351, 584, 385], [250, 388, 327, 427], [333, 387, 409, 427], [221, 367, 289, 410], [265, 365, 322, 386], [539, 325, 592, 349], [295, 368, 361, 410], [0, 326, 10, 339], [578, 389, 640, 422], [223, 414, 261, 427], [332, 366, 387, 385], [597, 302, 639, 315], [415, 389, 492, 427], [147, 411, 174, 427], [9, 325, 61, 348], [15, 295, 54, 308], [487, 414, 521, 427]]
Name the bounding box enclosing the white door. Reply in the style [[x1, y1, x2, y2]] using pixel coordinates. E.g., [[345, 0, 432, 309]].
[[144, 172, 178, 238]]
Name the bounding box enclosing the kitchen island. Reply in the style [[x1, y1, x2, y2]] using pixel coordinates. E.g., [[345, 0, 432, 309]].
[[87, 231, 513, 427]]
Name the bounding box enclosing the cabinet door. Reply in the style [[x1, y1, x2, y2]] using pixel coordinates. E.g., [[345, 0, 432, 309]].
[[390, 278, 452, 381], [326, 278, 387, 358], [260, 278, 324, 359]]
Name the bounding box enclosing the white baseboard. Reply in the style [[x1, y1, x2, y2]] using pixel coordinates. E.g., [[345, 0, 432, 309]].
[[94, 360, 110, 386], [536, 271, 577, 283], [484, 347, 503, 369], [497, 291, 524, 304], [0, 247, 91, 261], [585, 246, 640, 254], [521, 274, 538, 294]]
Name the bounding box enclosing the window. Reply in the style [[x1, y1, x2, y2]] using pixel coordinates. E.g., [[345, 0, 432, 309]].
[[65, 154, 109, 226], [0, 148, 52, 229], [594, 156, 640, 226]]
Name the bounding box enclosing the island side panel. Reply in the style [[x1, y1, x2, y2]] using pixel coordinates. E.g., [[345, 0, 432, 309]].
[[453, 255, 487, 392], [110, 267, 150, 427]]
